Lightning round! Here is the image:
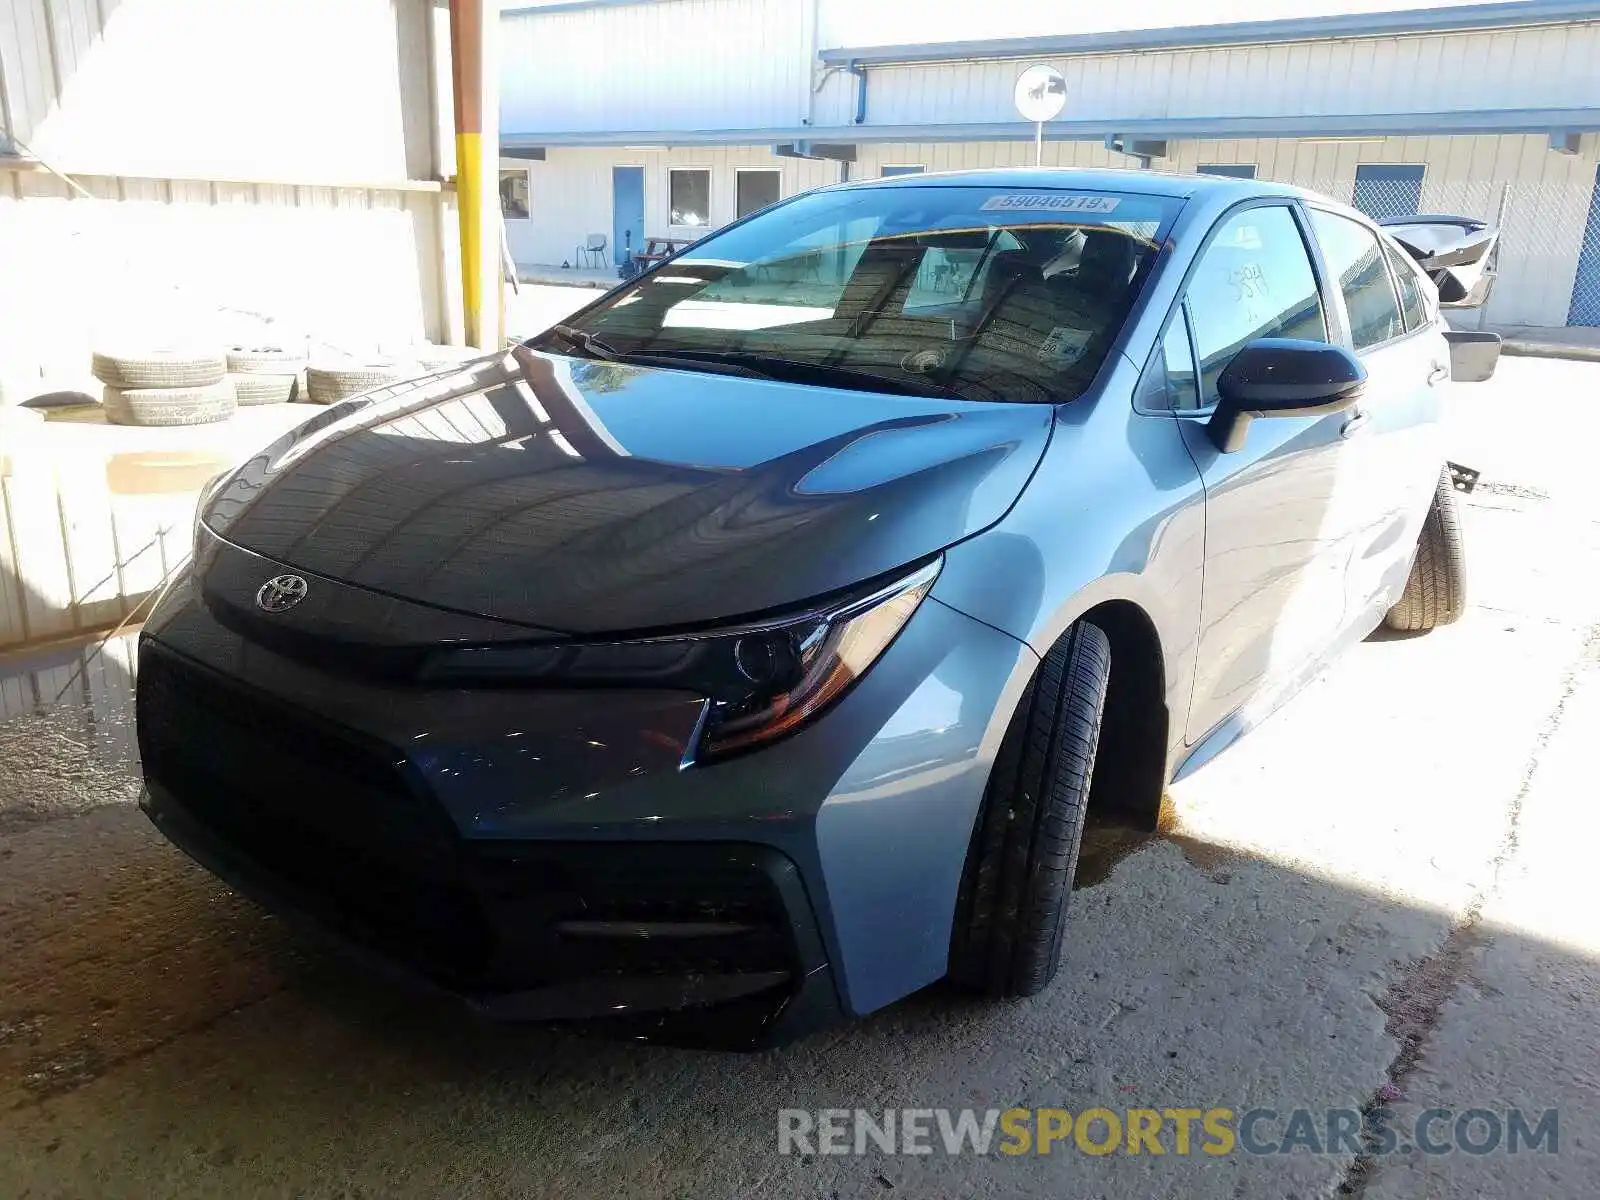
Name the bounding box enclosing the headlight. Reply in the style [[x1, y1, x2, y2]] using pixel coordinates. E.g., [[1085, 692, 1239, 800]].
[[418, 558, 941, 762]]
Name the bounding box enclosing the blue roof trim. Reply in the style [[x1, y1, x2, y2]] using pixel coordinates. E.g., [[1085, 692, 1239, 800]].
[[503, 107, 1600, 149], [817, 1, 1600, 66]]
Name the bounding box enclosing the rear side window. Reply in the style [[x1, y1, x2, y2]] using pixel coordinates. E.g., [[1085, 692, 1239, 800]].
[[1381, 239, 1428, 331], [1310, 210, 1407, 349], [1185, 205, 1327, 407]]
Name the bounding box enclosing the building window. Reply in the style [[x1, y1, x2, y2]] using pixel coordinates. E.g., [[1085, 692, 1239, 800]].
[[499, 169, 530, 220], [1352, 164, 1424, 221], [669, 168, 712, 228], [1197, 164, 1256, 179], [881, 165, 925, 177], [735, 169, 781, 220]]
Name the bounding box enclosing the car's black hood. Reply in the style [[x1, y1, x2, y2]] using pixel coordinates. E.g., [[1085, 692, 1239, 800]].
[[202, 348, 1052, 635]]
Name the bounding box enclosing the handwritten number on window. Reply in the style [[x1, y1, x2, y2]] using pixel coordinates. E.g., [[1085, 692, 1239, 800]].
[[1229, 263, 1268, 301]]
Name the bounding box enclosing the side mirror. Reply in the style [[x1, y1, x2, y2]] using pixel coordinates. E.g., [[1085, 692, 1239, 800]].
[[1443, 329, 1500, 383], [1208, 338, 1366, 453]]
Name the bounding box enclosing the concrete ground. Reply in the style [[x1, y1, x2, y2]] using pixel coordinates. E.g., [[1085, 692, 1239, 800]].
[[515, 265, 620, 289], [506, 280, 609, 339], [1, 355, 1598, 1198]]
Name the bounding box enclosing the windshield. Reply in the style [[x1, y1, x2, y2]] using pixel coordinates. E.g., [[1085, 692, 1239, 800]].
[[538, 184, 1181, 403]]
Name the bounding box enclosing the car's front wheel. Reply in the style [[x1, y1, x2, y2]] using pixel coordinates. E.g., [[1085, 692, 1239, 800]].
[[1384, 467, 1467, 633], [948, 620, 1110, 998]]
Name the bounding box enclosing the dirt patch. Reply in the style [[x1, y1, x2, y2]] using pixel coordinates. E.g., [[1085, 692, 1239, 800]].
[[106, 450, 229, 495], [1075, 795, 1233, 888]]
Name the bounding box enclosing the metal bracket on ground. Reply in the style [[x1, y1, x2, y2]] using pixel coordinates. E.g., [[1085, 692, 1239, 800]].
[[1447, 461, 1480, 493]]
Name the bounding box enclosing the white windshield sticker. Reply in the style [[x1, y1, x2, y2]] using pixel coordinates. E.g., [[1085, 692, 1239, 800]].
[[980, 193, 1121, 214]]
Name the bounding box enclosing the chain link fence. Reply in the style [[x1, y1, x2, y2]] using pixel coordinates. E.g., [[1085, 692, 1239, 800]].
[[1191, 171, 1600, 329]]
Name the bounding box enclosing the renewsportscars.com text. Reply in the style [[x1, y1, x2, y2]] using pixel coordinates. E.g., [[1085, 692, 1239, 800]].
[[777, 1107, 1558, 1158]]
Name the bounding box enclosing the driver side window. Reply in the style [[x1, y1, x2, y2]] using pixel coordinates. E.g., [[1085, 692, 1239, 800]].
[[1185, 206, 1328, 407]]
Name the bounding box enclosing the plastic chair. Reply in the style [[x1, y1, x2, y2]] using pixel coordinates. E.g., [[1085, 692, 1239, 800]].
[[576, 234, 608, 269]]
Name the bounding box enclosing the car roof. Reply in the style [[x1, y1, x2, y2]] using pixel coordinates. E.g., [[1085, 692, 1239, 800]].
[[828, 165, 1308, 203]]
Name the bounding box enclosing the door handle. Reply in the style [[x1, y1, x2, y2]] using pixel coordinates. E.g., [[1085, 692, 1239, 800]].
[[1427, 363, 1450, 386], [1340, 409, 1371, 439]]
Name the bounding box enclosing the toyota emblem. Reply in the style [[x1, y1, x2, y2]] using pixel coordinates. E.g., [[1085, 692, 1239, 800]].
[[255, 574, 309, 613]]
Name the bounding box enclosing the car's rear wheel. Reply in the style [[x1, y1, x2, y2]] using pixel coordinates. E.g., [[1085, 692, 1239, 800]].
[[948, 620, 1110, 998], [1384, 467, 1467, 633]]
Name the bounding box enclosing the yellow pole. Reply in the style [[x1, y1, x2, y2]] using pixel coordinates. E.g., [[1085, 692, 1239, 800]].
[[448, 0, 499, 348]]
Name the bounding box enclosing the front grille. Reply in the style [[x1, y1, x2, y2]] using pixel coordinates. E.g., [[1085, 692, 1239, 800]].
[[136, 642, 490, 981], [137, 640, 815, 1001]]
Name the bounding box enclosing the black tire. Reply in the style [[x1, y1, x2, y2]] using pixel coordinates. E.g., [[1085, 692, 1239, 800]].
[[90, 350, 227, 390], [228, 372, 298, 405], [305, 361, 413, 405], [103, 381, 236, 427], [1384, 467, 1467, 632], [948, 620, 1111, 998]]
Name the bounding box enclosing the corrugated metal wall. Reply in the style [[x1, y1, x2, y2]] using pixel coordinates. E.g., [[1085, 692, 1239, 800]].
[[0, 0, 456, 651], [815, 24, 1600, 128], [0, 0, 452, 405], [501, 0, 808, 135], [499, 3, 1597, 139], [1, 0, 427, 179], [0, 438, 208, 650], [0, 171, 443, 398], [509, 133, 1599, 327], [849, 135, 1596, 327], [814, 0, 1499, 50], [1170, 133, 1598, 327], [502, 146, 836, 266]]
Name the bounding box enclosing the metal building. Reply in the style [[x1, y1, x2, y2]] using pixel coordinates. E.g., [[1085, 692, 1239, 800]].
[[500, 0, 1600, 327], [0, 0, 462, 404]]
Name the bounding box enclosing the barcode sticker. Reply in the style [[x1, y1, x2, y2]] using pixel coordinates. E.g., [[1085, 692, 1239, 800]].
[[980, 194, 1121, 214]]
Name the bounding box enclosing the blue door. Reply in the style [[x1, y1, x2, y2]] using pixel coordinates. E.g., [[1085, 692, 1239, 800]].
[[1352, 165, 1423, 220], [612, 166, 645, 267], [1568, 163, 1600, 326]]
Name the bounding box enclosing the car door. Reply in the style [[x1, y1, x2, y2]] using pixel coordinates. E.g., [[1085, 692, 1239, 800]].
[[1165, 202, 1366, 748], [1306, 207, 1450, 625]]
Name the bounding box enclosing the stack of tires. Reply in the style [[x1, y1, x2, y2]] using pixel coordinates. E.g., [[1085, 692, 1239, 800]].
[[305, 357, 418, 405], [92, 350, 236, 427], [226, 345, 307, 406]]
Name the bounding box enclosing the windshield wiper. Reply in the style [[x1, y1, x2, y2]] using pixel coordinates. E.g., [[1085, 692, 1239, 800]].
[[619, 349, 963, 399], [548, 324, 622, 361], [544, 325, 770, 379]]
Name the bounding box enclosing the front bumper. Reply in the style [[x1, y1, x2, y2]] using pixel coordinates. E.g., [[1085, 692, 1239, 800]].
[[137, 547, 1036, 1029], [138, 639, 841, 1047]]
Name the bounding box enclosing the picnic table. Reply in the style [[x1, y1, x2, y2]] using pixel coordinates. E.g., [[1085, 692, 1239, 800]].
[[631, 236, 694, 269]]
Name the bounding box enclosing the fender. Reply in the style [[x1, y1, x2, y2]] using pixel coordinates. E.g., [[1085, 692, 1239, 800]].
[[930, 357, 1208, 776]]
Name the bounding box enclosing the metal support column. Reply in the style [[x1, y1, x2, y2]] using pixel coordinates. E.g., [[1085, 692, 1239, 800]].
[[448, 0, 501, 349]]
